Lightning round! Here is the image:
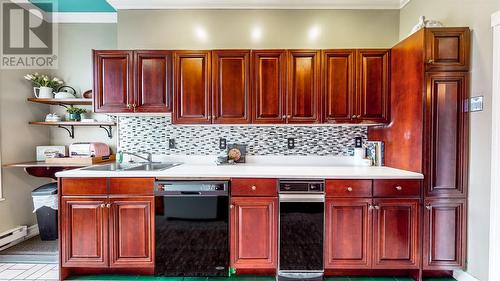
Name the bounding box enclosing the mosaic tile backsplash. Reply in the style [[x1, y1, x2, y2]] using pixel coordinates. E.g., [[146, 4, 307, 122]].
[[118, 116, 368, 156]]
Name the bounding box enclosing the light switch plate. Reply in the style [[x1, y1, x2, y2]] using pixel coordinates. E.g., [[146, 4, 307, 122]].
[[470, 96, 484, 112]]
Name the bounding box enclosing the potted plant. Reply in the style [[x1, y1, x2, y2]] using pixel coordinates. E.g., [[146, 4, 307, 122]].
[[24, 73, 64, 99], [66, 106, 87, 121]]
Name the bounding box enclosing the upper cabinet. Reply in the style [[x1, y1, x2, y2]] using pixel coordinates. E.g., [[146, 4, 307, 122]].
[[425, 28, 470, 72], [172, 50, 212, 124], [93, 50, 134, 113], [134, 51, 172, 113], [212, 50, 251, 124], [93, 50, 171, 113], [252, 50, 287, 124], [322, 50, 355, 123], [356, 50, 390, 123], [287, 50, 321, 123]]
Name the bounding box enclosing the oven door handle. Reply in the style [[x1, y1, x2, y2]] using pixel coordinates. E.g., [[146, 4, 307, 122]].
[[278, 193, 325, 202]]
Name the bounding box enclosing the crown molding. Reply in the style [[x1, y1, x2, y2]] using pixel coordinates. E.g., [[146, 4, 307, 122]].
[[107, 0, 410, 10]]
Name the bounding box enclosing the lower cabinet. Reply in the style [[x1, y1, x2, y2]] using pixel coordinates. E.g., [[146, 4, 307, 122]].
[[230, 197, 278, 272], [61, 195, 154, 268], [423, 198, 466, 269], [325, 198, 420, 270]]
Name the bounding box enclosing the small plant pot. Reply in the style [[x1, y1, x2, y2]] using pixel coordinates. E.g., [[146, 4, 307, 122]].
[[68, 113, 81, 121]]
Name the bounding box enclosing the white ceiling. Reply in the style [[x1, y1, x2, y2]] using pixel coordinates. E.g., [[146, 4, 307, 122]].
[[106, 0, 411, 10]]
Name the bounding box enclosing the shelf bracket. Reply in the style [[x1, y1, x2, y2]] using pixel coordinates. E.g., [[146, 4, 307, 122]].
[[58, 125, 75, 139], [99, 125, 113, 139]]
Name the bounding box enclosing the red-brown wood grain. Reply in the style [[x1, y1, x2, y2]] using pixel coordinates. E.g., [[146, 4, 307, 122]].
[[134, 51, 172, 112], [287, 50, 321, 123], [231, 178, 277, 197], [372, 199, 420, 269], [61, 178, 108, 196], [322, 50, 355, 123], [356, 49, 390, 123], [252, 50, 287, 124], [212, 50, 251, 124], [373, 180, 421, 198], [423, 198, 466, 269], [109, 178, 154, 196], [325, 198, 372, 269], [93, 50, 134, 113], [109, 197, 155, 268], [172, 50, 212, 124], [425, 28, 470, 72], [325, 179, 372, 198], [230, 197, 278, 271]]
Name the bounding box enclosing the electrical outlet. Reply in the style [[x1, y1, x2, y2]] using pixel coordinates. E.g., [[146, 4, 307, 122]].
[[354, 137, 363, 148], [219, 138, 227, 149], [470, 96, 484, 112], [169, 138, 176, 149], [287, 138, 295, 149]]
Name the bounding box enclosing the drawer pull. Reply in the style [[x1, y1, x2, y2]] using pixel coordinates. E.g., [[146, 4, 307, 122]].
[[426, 205, 432, 210], [251, 185, 257, 191], [395, 185, 403, 191], [374, 205, 380, 210], [100, 204, 105, 208], [346, 187, 353, 192], [230, 204, 234, 209], [368, 204, 374, 210], [106, 203, 111, 208]]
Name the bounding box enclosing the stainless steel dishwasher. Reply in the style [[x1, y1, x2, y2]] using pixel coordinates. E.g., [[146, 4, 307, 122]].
[[154, 180, 229, 277], [278, 179, 325, 281]]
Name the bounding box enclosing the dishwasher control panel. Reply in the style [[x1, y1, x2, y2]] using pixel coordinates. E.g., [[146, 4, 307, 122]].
[[279, 180, 324, 193]]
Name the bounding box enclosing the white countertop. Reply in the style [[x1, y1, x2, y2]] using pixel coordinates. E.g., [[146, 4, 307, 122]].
[[56, 160, 423, 180]]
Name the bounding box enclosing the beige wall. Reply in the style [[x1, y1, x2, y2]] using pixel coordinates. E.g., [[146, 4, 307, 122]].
[[400, 1, 500, 280], [117, 9, 400, 49], [50, 23, 118, 151]]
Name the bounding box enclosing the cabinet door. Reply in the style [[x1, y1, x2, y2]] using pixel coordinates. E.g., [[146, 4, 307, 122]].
[[424, 73, 468, 197], [252, 50, 287, 124], [212, 50, 251, 124], [287, 50, 321, 123], [322, 50, 355, 123], [230, 197, 277, 271], [423, 199, 466, 269], [134, 51, 172, 112], [109, 197, 155, 268], [425, 28, 470, 72], [172, 51, 212, 124], [356, 50, 390, 123], [373, 199, 420, 269], [61, 197, 108, 268], [93, 50, 134, 113], [325, 198, 372, 269]]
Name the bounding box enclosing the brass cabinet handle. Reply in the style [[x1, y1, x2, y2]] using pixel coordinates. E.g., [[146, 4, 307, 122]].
[[426, 204, 432, 210], [106, 203, 111, 208], [100, 204, 105, 208], [229, 204, 234, 209], [368, 204, 374, 210], [251, 185, 257, 191], [427, 59, 434, 64], [126, 104, 131, 109], [374, 205, 380, 210], [347, 187, 353, 192], [395, 185, 403, 191]]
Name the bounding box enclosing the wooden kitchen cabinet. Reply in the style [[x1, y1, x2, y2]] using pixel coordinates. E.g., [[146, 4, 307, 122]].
[[109, 197, 154, 268], [212, 50, 251, 124], [61, 197, 109, 268], [93, 50, 172, 113], [230, 196, 278, 272], [134, 51, 172, 112], [93, 50, 134, 113], [252, 50, 287, 124], [322, 50, 355, 123], [324, 198, 372, 269], [424, 72, 468, 198], [356, 49, 390, 123], [172, 50, 212, 124], [425, 28, 470, 72], [372, 199, 420, 269], [423, 198, 466, 269], [287, 50, 321, 123]]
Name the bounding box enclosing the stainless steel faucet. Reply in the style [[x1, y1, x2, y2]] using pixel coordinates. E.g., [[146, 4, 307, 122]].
[[117, 151, 153, 163]]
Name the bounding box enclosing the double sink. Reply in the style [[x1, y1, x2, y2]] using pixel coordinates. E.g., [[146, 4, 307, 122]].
[[81, 162, 182, 172]]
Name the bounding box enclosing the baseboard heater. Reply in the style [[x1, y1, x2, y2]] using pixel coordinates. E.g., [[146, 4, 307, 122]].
[[0, 226, 28, 251]]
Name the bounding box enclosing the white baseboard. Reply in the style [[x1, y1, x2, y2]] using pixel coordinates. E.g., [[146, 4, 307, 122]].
[[0, 224, 39, 252], [454, 270, 481, 281]]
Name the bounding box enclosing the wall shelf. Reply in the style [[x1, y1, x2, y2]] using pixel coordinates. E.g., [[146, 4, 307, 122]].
[[27, 98, 92, 108], [29, 121, 115, 139]]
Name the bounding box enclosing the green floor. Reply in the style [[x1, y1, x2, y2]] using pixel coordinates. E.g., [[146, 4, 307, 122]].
[[66, 276, 456, 281]]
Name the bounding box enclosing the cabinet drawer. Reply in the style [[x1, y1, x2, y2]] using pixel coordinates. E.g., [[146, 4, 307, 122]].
[[373, 180, 421, 197], [326, 180, 372, 197], [61, 178, 107, 196], [231, 178, 277, 196], [109, 178, 154, 195]]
